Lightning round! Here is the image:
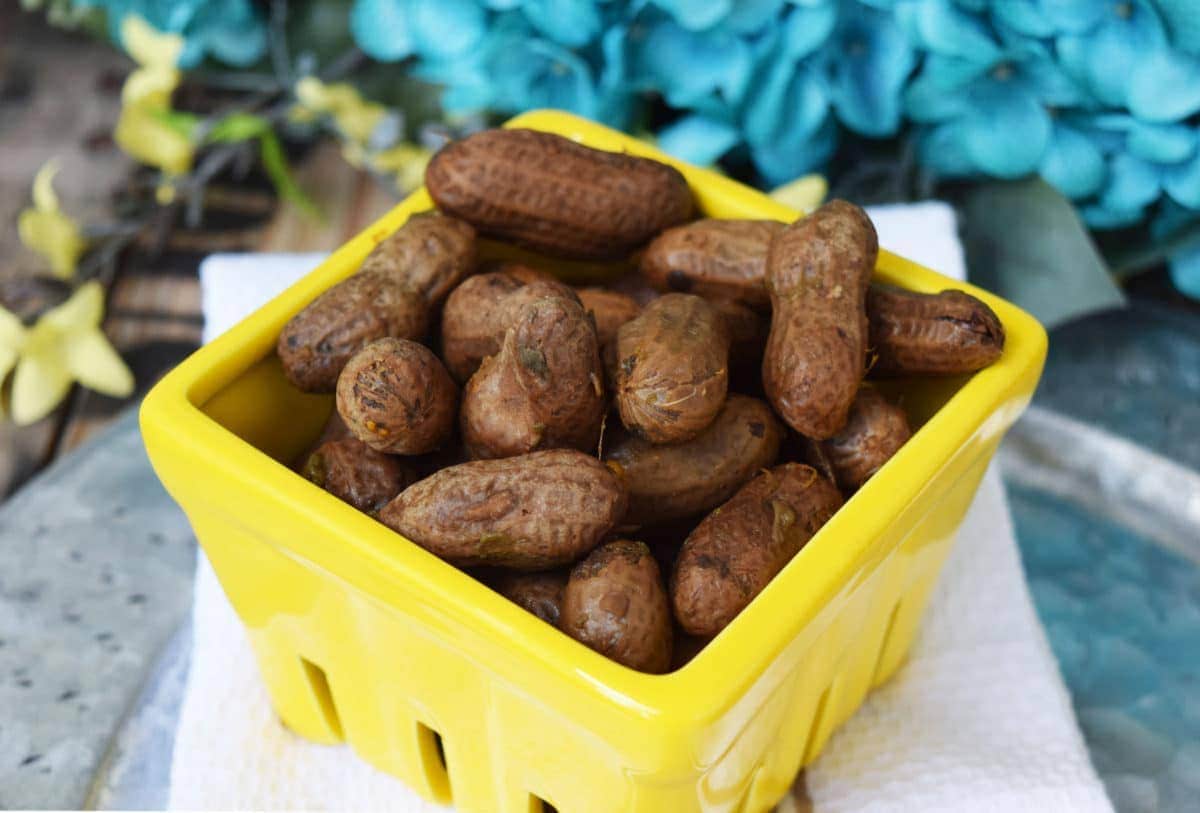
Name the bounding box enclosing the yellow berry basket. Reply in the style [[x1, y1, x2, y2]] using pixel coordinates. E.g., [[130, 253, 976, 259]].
[[141, 110, 1047, 813]]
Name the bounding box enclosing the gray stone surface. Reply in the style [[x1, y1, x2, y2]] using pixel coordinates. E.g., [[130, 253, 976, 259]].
[[1034, 302, 1200, 471], [0, 409, 195, 810]]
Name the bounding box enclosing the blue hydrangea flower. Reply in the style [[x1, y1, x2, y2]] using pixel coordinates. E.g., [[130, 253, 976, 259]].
[[822, 1, 915, 137], [906, 37, 1087, 179], [77, 0, 266, 67], [1153, 201, 1200, 297], [1053, 0, 1200, 122], [351, 0, 486, 62], [1072, 116, 1200, 228]]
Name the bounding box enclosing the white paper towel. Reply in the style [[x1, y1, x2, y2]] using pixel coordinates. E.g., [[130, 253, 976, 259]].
[[170, 203, 1112, 812]]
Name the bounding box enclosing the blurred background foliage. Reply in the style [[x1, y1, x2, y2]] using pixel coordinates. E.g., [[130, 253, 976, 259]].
[[14, 0, 1200, 338]]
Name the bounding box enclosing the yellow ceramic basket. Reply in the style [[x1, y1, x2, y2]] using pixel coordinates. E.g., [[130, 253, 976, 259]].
[[141, 110, 1047, 813]]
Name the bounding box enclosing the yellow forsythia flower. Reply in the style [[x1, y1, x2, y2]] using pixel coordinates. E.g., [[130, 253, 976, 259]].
[[770, 174, 829, 214], [369, 142, 433, 193], [293, 77, 386, 145], [8, 282, 134, 425], [17, 160, 87, 279], [114, 16, 194, 175]]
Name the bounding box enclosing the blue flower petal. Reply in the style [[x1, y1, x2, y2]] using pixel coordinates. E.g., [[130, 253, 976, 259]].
[[903, 64, 972, 121], [992, 0, 1056, 39], [409, 0, 486, 58], [1040, 0, 1107, 34], [657, 115, 741, 165], [649, 0, 732, 30], [1128, 48, 1200, 122], [490, 37, 599, 118], [636, 21, 752, 107], [521, 0, 602, 47], [1081, 202, 1146, 229], [1016, 53, 1091, 108], [749, 113, 839, 185], [1100, 153, 1162, 212], [827, 5, 916, 136], [961, 79, 1051, 177], [915, 121, 976, 176], [189, 1, 267, 67], [1040, 122, 1106, 198], [1163, 149, 1200, 208], [1168, 240, 1200, 299], [1157, 0, 1200, 56], [780, 1, 838, 60], [742, 60, 829, 148], [351, 0, 415, 61], [725, 0, 786, 33], [894, 0, 999, 60], [1127, 122, 1196, 164], [1055, 0, 1167, 107]]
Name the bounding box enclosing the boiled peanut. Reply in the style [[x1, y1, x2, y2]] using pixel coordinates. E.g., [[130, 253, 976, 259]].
[[867, 285, 1005, 376], [560, 540, 673, 673], [615, 293, 730, 444], [821, 388, 912, 491], [302, 437, 416, 514], [359, 212, 477, 305], [336, 338, 457, 455], [278, 271, 429, 393], [577, 287, 641, 351], [461, 295, 605, 459], [440, 265, 578, 382], [426, 128, 694, 260], [605, 395, 782, 525], [380, 449, 628, 570], [672, 463, 843, 636], [639, 219, 782, 311], [490, 569, 568, 626], [763, 200, 877, 439]]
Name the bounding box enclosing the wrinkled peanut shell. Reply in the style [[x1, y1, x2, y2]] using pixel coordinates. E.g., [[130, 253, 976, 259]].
[[336, 338, 457, 455], [278, 271, 429, 393], [672, 463, 843, 637], [561, 540, 673, 673], [867, 285, 1005, 377], [821, 388, 912, 491], [763, 200, 878, 439], [426, 128, 694, 260], [615, 293, 730, 444], [380, 449, 628, 570]]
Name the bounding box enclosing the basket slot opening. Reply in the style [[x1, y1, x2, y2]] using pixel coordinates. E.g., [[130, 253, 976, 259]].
[[298, 657, 343, 739], [869, 600, 903, 687], [415, 722, 452, 803], [529, 795, 559, 813]]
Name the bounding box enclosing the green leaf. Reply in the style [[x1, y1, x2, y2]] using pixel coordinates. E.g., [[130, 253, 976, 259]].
[[206, 112, 271, 144], [150, 108, 201, 139], [257, 131, 322, 221], [961, 179, 1126, 329]]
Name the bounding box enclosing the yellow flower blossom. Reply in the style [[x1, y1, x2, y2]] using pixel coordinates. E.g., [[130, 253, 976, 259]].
[[17, 160, 87, 279], [155, 182, 178, 205], [293, 77, 386, 145], [121, 14, 184, 73], [114, 16, 194, 175], [769, 174, 829, 214], [5, 282, 134, 425], [368, 142, 432, 192]]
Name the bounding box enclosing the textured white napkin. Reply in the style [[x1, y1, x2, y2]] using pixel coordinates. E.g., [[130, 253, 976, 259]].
[[170, 204, 1111, 812]]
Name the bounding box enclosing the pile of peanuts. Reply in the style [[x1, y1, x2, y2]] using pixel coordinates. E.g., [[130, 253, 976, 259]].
[[278, 128, 1005, 674]]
